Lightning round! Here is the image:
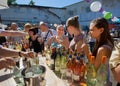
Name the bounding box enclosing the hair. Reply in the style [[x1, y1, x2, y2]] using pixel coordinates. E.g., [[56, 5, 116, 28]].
[[24, 23, 32, 28], [56, 25, 64, 30], [91, 18, 114, 57], [29, 27, 38, 35], [39, 21, 47, 26], [66, 16, 79, 29]]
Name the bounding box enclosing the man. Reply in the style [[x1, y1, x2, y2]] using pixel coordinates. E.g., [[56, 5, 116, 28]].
[[39, 21, 56, 44], [109, 42, 120, 86], [7, 23, 23, 42]]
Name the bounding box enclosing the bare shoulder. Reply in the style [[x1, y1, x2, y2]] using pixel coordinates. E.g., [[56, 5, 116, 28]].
[[97, 45, 111, 57]]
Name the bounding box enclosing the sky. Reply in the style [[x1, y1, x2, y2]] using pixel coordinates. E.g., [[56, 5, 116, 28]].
[[16, 0, 83, 8]]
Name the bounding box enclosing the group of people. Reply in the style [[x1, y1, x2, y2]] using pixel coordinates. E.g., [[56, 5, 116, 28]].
[[0, 16, 120, 86]]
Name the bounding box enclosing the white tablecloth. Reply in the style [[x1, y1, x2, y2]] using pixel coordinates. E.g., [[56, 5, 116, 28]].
[[39, 57, 67, 86], [0, 69, 16, 86], [0, 57, 67, 86]]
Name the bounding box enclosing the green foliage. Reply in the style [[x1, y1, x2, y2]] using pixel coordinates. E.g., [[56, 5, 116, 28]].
[[29, 0, 35, 6], [7, 0, 17, 5]]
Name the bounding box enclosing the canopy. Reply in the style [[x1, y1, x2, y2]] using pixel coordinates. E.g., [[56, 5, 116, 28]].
[[0, 0, 9, 9]]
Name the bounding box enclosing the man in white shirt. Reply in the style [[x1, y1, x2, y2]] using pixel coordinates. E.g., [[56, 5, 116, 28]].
[[39, 21, 56, 44]]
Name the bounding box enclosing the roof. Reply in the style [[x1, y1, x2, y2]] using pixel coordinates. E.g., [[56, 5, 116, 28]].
[[9, 4, 66, 9]]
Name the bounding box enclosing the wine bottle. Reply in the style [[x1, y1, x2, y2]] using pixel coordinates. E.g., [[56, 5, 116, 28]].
[[96, 56, 107, 86], [86, 56, 96, 86]]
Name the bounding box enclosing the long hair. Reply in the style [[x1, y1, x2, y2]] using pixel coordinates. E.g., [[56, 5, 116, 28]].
[[91, 18, 114, 57]]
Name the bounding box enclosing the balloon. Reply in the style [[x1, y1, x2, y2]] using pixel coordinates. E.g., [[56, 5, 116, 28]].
[[90, 1, 102, 12], [117, 19, 120, 23], [111, 16, 119, 22], [103, 12, 112, 19]]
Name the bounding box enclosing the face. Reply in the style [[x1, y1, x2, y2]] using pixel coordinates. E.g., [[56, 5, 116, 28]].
[[11, 24, 17, 30], [67, 26, 74, 35], [89, 23, 103, 39], [25, 27, 30, 32], [57, 26, 64, 36], [39, 25, 45, 32], [28, 31, 34, 36]]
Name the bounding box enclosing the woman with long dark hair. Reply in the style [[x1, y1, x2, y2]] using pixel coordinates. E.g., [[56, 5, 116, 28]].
[[89, 18, 114, 86], [89, 18, 114, 69]]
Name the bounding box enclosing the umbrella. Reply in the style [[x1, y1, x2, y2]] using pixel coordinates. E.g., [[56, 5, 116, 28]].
[[0, 0, 9, 9]]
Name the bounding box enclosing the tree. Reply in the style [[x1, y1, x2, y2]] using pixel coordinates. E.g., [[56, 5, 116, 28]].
[[29, 0, 35, 6], [7, 0, 17, 5]]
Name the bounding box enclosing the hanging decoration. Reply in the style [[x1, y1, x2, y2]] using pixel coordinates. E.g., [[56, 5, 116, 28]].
[[90, 1, 102, 12], [103, 11, 112, 19], [89, 0, 120, 23]]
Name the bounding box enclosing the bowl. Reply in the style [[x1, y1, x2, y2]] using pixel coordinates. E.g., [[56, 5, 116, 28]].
[[21, 65, 46, 78]]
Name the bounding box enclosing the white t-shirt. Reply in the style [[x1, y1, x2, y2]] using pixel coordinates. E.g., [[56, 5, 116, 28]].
[[0, 69, 16, 86], [41, 29, 56, 44], [0, 29, 4, 33]]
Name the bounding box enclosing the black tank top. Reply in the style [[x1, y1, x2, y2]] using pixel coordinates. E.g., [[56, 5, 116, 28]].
[[29, 36, 44, 53]]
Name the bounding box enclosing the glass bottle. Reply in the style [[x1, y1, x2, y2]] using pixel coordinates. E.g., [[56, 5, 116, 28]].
[[96, 56, 107, 86], [55, 48, 61, 72], [72, 55, 80, 82], [86, 56, 96, 86], [66, 50, 73, 83], [60, 48, 67, 79], [79, 58, 86, 83]]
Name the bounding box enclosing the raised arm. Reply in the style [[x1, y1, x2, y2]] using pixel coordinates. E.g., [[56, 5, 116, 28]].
[[0, 46, 34, 58], [0, 30, 28, 36]]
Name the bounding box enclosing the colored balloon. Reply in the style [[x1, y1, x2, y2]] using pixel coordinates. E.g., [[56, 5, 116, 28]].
[[117, 19, 120, 23], [103, 12, 112, 19], [90, 1, 102, 12], [111, 16, 119, 22]]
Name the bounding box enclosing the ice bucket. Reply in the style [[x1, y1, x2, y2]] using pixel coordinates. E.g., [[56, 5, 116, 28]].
[[21, 65, 46, 86]]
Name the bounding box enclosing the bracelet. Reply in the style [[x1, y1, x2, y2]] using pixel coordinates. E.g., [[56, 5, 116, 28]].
[[18, 51, 22, 57]]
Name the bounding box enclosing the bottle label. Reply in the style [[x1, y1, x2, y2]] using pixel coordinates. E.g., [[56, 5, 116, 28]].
[[72, 74, 79, 81], [66, 70, 71, 77]]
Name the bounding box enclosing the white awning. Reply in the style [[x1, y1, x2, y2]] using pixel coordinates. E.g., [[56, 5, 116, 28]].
[[0, 0, 9, 9]]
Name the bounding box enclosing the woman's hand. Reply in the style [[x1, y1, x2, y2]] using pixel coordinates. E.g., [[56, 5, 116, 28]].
[[57, 37, 69, 50]]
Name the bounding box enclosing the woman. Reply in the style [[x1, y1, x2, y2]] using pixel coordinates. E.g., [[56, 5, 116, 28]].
[[89, 18, 114, 85], [66, 16, 90, 58], [64, 16, 90, 85], [46, 25, 69, 49], [28, 27, 44, 53], [89, 18, 114, 70], [46, 25, 69, 71]]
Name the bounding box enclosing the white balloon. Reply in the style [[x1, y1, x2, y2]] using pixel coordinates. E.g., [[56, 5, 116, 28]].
[[90, 1, 102, 12]]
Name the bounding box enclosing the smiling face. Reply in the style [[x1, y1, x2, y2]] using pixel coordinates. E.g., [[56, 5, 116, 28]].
[[57, 25, 64, 36], [89, 23, 104, 39]]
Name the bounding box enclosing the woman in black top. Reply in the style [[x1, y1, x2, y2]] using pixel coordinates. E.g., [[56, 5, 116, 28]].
[[28, 28, 44, 53]]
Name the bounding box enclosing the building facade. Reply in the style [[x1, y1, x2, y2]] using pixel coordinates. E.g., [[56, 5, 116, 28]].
[[0, 0, 120, 29]]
